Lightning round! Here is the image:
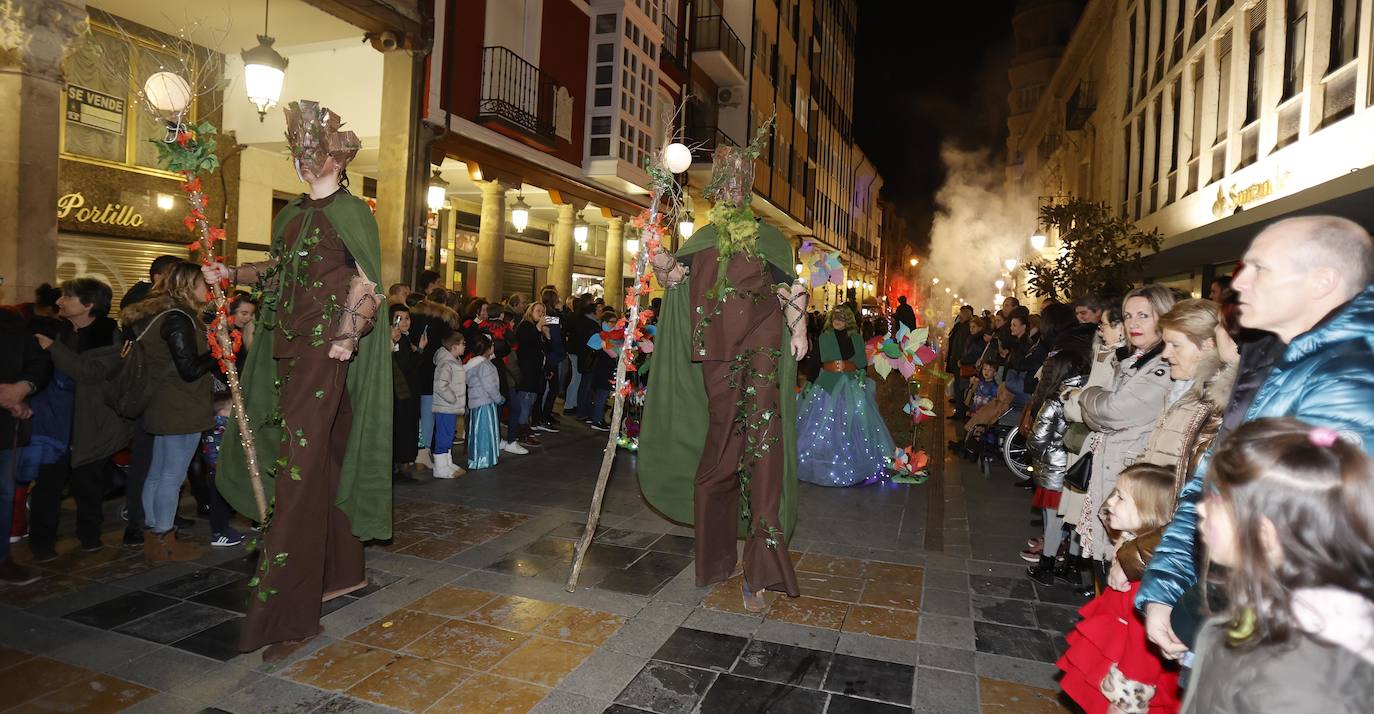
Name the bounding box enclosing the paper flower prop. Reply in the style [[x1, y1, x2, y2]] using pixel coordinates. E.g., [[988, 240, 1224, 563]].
[[870, 324, 936, 381], [904, 396, 936, 424], [588, 323, 626, 358], [800, 240, 845, 288], [890, 447, 930, 484]]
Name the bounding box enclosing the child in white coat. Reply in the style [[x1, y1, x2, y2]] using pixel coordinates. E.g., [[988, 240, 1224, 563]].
[[431, 332, 467, 479]]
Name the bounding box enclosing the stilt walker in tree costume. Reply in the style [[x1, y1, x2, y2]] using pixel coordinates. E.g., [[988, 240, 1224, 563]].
[[203, 101, 391, 660], [637, 133, 810, 611]]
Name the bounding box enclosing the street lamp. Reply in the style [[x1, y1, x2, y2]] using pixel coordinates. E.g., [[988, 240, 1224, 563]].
[[795, 263, 804, 275], [932, 277, 940, 285], [944, 287, 950, 294], [426, 171, 448, 212], [995, 279, 1005, 291], [678, 209, 695, 239], [573, 214, 589, 250], [909, 257, 918, 267], [1030, 232, 1048, 251], [241, 1, 288, 123], [509, 193, 530, 233], [1004, 258, 1018, 272]]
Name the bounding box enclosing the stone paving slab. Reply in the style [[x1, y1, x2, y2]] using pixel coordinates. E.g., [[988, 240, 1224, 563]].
[[0, 405, 1084, 712]]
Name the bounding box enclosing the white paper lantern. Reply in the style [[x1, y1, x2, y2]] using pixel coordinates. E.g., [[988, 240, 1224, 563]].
[[144, 72, 193, 115], [662, 143, 693, 173]]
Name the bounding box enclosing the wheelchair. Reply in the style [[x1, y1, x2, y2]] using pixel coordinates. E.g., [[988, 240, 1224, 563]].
[[975, 406, 1036, 483]]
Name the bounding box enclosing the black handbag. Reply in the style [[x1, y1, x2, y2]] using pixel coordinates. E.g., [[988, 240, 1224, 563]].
[[1064, 452, 1093, 493]]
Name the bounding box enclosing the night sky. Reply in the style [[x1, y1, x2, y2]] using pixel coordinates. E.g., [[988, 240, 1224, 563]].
[[854, 1, 1019, 256]]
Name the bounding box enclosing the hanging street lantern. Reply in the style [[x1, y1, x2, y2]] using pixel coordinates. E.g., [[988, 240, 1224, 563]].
[[510, 193, 530, 233], [426, 171, 448, 212], [241, 1, 288, 122]]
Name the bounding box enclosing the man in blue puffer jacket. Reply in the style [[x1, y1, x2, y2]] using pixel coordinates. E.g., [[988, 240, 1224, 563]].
[[1137, 215, 1374, 659]]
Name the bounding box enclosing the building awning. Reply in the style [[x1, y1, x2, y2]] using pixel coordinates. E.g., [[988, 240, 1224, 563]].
[[1143, 168, 1374, 279]]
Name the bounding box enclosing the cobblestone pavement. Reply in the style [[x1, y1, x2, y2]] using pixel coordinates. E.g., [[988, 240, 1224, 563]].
[[0, 410, 1084, 713]]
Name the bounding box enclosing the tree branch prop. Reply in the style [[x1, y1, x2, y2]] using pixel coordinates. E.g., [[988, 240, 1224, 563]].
[[154, 124, 267, 523], [567, 112, 689, 593]]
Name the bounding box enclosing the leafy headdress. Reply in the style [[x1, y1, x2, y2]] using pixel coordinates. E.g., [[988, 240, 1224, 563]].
[[284, 100, 361, 176]]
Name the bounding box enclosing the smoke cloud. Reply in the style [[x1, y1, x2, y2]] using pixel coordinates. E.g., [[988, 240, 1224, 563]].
[[925, 144, 1036, 310]]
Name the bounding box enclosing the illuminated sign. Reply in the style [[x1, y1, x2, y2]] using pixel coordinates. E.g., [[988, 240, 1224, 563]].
[[1211, 167, 1295, 218], [57, 192, 146, 227]]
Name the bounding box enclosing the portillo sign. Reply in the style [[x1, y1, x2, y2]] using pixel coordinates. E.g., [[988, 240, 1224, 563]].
[[57, 192, 146, 227]]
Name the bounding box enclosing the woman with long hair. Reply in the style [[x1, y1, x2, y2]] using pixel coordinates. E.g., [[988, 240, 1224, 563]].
[[795, 306, 894, 487], [1065, 285, 1177, 565], [510, 301, 549, 449], [119, 261, 215, 562]]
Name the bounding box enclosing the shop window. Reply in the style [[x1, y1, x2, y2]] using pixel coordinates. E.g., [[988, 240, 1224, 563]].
[[62, 22, 212, 172]]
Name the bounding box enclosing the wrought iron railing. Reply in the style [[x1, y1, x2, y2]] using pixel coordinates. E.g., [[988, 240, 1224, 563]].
[[693, 15, 746, 76], [479, 46, 560, 140], [662, 16, 683, 68], [685, 122, 739, 152]]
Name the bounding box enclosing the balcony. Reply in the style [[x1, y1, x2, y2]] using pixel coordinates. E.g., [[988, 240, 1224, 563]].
[[478, 46, 562, 146], [662, 16, 685, 71], [692, 15, 747, 86], [684, 121, 740, 154], [1065, 82, 1096, 131]]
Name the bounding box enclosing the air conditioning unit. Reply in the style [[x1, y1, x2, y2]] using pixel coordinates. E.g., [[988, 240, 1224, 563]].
[[717, 87, 742, 107]]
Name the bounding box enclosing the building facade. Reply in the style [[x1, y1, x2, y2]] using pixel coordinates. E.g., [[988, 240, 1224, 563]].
[[1016, 0, 1374, 297], [425, 0, 877, 311], [0, 0, 425, 306]]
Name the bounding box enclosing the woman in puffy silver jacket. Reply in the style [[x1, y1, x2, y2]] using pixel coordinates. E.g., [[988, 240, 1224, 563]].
[[1025, 348, 1090, 584]]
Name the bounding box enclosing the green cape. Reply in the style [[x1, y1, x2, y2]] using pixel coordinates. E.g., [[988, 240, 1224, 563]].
[[636, 223, 799, 539], [217, 192, 393, 541]]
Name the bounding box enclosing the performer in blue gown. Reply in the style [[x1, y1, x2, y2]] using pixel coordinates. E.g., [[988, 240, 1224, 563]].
[[796, 307, 895, 486]]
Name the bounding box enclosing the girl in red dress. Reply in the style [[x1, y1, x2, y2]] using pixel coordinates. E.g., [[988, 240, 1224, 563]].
[[1059, 463, 1182, 714]]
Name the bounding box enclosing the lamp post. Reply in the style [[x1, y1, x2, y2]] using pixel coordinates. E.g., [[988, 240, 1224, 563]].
[[1030, 232, 1047, 251]]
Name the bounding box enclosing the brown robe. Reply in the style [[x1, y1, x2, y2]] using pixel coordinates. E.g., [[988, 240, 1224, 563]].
[[687, 247, 799, 597], [239, 191, 367, 651]]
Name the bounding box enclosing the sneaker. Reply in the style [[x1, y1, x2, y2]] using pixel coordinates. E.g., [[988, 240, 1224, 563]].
[[211, 528, 245, 547], [29, 548, 58, 564], [1019, 548, 1042, 564], [8, 535, 20, 544], [531, 424, 555, 433], [80, 540, 104, 553], [590, 422, 611, 432], [502, 441, 530, 455], [122, 527, 143, 546], [0, 558, 41, 586]]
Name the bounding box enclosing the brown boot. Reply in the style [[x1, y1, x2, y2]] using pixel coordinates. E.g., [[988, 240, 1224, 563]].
[[143, 530, 168, 561], [149, 529, 202, 562], [518, 426, 541, 448]]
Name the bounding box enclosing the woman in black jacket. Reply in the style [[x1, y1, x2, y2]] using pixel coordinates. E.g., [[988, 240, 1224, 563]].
[[511, 302, 549, 448], [118, 261, 215, 562]]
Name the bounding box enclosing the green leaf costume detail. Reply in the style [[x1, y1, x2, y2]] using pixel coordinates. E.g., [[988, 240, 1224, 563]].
[[216, 191, 393, 541]]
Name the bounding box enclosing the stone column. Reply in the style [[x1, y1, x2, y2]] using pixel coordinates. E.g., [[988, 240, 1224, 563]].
[[374, 49, 413, 289], [442, 206, 457, 291], [549, 202, 575, 298], [0, 0, 87, 303], [475, 180, 505, 300], [604, 216, 624, 311]]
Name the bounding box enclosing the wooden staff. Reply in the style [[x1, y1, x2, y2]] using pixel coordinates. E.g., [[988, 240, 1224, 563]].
[[567, 203, 658, 592], [188, 187, 268, 523]]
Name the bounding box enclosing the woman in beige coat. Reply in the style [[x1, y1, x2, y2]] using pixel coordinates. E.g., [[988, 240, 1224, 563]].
[[1136, 299, 1238, 496], [1065, 285, 1177, 561]]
